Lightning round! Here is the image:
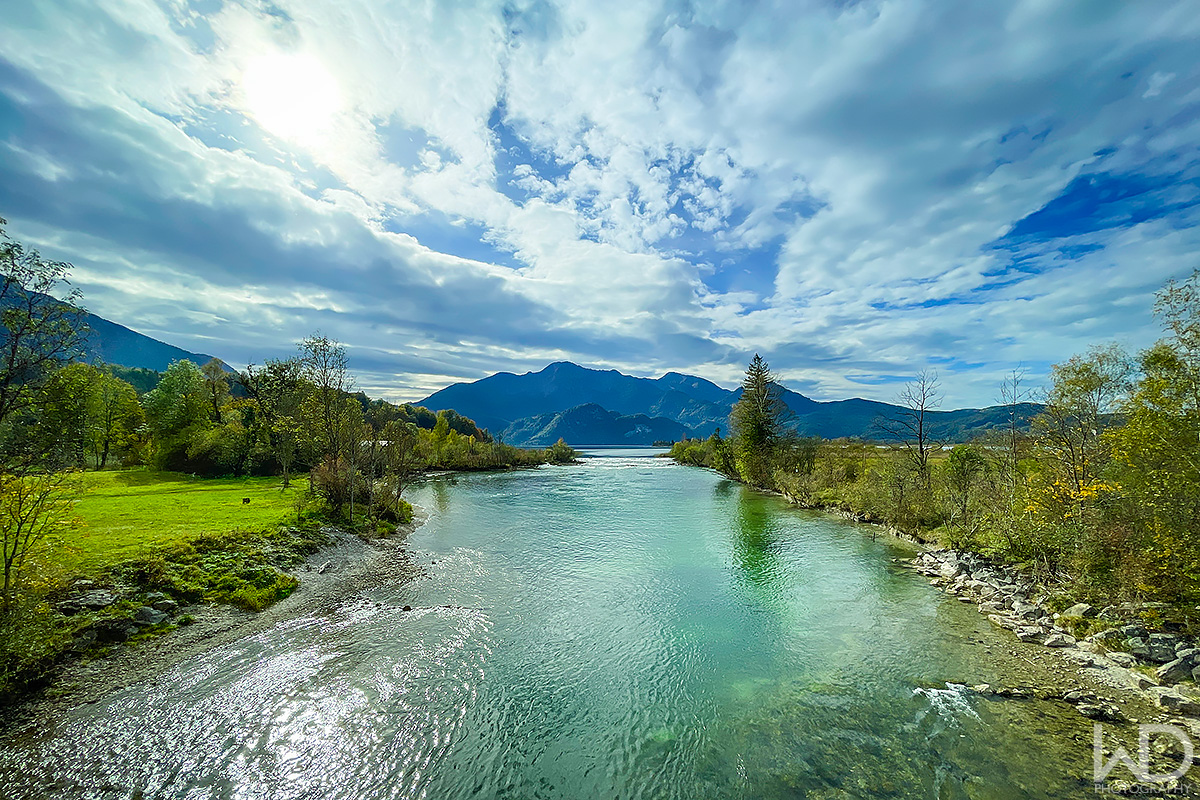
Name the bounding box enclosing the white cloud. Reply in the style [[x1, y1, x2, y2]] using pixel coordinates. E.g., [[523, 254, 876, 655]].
[[0, 0, 1198, 406]]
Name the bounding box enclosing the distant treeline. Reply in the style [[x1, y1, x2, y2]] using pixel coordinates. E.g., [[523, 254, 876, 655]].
[[674, 271, 1200, 608]]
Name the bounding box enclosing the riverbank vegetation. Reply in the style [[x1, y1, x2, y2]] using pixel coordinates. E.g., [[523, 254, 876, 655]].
[[0, 219, 575, 702], [674, 270, 1200, 610]]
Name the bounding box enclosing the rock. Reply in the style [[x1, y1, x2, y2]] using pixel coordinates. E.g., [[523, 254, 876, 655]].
[[152, 598, 179, 614], [1063, 603, 1097, 618], [77, 590, 118, 610], [1044, 633, 1076, 648], [1063, 689, 1094, 703], [987, 614, 1019, 630], [1016, 626, 1044, 642], [318, 561, 333, 574], [402, 605, 412, 611], [93, 618, 139, 643], [144, 591, 167, 603], [1128, 637, 1152, 660], [1151, 688, 1200, 716], [1108, 652, 1137, 668], [1177, 645, 1198, 660], [1121, 623, 1149, 639], [971, 683, 992, 695], [1130, 672, 1159, 690], [979, 601, 1005, 614], [1192, 665, 1200, 685], [1078, 701, 1124, 722], [1157, 658, 1195, 686], [1149, 633, 1181, 663], [133, 606, 168, 626], [1012, 601, 1042, 621]]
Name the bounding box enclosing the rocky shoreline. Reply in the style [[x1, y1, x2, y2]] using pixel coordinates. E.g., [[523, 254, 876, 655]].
[[2, 511, 427, 738], [909, 548, 1200, 726]]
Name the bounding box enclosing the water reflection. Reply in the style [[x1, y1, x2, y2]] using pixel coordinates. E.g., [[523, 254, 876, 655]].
[[728, 489, 786, 601]]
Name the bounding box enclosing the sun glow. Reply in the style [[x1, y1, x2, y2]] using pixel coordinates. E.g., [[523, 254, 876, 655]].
[[242, 53, 341, 143]]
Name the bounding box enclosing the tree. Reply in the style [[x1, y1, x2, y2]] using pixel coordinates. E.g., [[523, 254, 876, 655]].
[[729, 354, 788, 486], [942, 444, 988, 549], [242, 358, 306, 487], [300, 334, 353, 461], [0, 471, 73, 614], [1106, 271, 1200, 600], [0, 219, 87, 466], [200, 358, 230, 424], [876, 370, 942, 488], [143, 360, 211, 469], [1033, 343, 1132, 497], [90, 369, 144, 468]]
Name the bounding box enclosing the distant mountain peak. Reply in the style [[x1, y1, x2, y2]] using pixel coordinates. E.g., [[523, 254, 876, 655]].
[[419, 360, 1038, 446]]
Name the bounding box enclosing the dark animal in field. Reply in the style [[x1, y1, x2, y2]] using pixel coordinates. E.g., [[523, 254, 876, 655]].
[[242, 497, 250, 504]]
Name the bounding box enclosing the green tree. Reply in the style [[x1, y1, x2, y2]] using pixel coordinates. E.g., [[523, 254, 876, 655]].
[[200, 358, 230, 424], [0, 468, 73, 613], [1107, 270, 1200, 599], [242, 357, 306, 486], [941, 444, 988, 549], [90, 369, 144, 468], [0, 220, 87, 431], [1033, 343, 1132, 498], [143, 360, 211, 469], [729, 354, 787, 486], [300, 334, 353, 461]]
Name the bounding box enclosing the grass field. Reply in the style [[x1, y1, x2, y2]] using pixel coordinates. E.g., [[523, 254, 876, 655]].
[[45, 470, 302, 575]]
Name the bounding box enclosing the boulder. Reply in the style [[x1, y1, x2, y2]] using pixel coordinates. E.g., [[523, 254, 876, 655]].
[[1044, 633, 1076, 648], [1012, 601, 1041, 621], [1149, 634, 1181, 664], [1108, 652, 1137, 668], [1077, 701, 1124, 722], [1063, 603, 1097, 618], [979, 601, 1005, 614], [93, 618, 139, 643], [1121, 623, 1149, 639], [152, 598, 179, 614], [1157, 658, 1195, 686], [1151, 688, 1200, 716], [1016, 626, 1044, 642], [77, 590, 118, 610], [133, 606, 168, 626], [1127, 637, 1152, 660]]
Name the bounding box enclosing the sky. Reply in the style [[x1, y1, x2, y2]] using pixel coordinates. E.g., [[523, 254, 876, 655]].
[[0, 0, 1198, 409]]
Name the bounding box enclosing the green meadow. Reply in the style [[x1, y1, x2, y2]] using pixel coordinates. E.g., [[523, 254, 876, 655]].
[[45, 470, 302, 576]]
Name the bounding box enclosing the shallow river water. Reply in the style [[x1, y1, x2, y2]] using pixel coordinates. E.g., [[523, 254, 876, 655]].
[[2, 451, 1104, 798]]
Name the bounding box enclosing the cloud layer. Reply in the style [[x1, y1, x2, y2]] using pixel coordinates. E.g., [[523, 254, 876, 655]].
[[1, 0, 1198, 406]]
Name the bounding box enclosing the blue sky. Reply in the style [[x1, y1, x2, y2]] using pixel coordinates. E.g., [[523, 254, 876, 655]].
[[0, 1, 1198, 407]]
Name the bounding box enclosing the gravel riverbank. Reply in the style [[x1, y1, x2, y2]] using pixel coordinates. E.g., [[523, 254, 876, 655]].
[[3, 510, 427, 737]]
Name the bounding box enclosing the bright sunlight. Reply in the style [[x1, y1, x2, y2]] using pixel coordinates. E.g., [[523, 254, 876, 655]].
[[242, 53, 341, 143]]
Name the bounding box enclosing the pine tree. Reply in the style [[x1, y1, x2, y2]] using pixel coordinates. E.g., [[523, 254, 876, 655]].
[[729, 354, 787, 486]]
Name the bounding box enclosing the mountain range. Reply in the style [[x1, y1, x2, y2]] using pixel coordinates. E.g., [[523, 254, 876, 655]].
[[65, 304, 1038, 448], [419, 361, 1039, 447], [81, 311, 223, 372]]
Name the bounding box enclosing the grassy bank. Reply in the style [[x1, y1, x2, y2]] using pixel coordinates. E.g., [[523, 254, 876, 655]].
[[47, 471, 303, 575], [1, 470, 330, 704]]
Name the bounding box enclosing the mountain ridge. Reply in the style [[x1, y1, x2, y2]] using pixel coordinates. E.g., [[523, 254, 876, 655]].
[[419, 361, 1039, 446]]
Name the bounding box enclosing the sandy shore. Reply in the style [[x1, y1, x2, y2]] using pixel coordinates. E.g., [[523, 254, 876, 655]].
[[4, 510, 428, 735]]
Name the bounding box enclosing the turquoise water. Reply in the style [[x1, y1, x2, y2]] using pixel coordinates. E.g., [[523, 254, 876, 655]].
[[1, 453, 1100, 798]]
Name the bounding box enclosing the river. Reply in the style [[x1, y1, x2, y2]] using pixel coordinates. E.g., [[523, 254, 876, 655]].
[[2, 450, 1102, 798]]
